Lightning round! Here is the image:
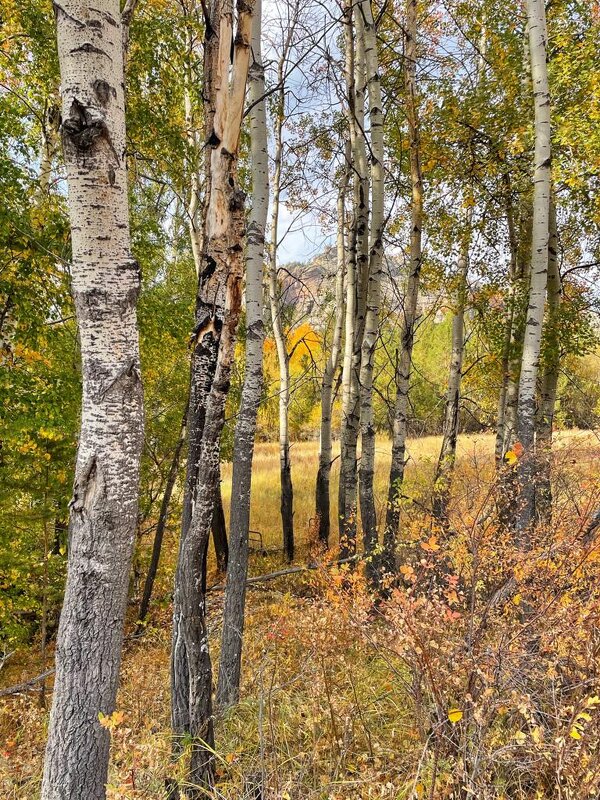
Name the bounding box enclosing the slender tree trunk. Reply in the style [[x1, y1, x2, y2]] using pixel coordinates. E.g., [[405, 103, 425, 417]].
[[171, 9, 223, 745], [535, 194, 559, 524], [42, 3, 144, 798], [514, 0, 552, 536], [382, 0, 423, 576], [38, 98, 60, 195], [315, 169, 347, 546], [495, 174, 519, 465], [211, 473, 228, 573], [216, 0, 268, 710], [268, 63, 294, 562], [357, 0, 385, 580], [338, 145, 358, 555], [185, 85, 203, 278], [500, 208, 533, 463], [432, 222, 471, 522], [138, 399, 189, 628], [171, 0, 252, 791], [338, 0, 368, 559]]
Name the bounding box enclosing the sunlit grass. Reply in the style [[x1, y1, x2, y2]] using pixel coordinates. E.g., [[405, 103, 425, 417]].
[[219, 428, 598, 556]]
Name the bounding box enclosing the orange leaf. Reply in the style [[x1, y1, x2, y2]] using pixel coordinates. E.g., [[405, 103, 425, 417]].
[[421, 536, 440, 553]]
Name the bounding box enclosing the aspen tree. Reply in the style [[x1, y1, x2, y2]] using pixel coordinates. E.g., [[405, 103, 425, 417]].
[[266, 4, 301, 562], [338, 0, 369, 558], [171, 0, 253, 789], [217, 0, 268, 708], [357, 0, 385, 577], [515, 0, 552, 535], [268, 77, 294, 561], [383, 0, 423, 575], [432, 220, 470, 523], [535, 194, 559, 523], [42, 2, 143, 797], [315, 164, 347, 546]]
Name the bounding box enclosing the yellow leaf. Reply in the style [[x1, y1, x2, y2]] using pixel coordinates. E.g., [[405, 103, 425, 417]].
[[513, 593, 522, 606], [514, 731, 527, 743], [448, 708, 463, 723], [421, 535, 440, 553], [570, 727, 582, 739], [576, 712, 592, 722], [111, 710, 125, 727], [505, 450, 518, 465], [98, 710, 124, 730]]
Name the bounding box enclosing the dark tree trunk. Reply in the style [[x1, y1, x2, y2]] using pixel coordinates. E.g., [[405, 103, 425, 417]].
[[211, 474, 228, 573], [217, 0, 268, 709], [138, 399, 188, 628], [170, 0, 253, 791], [282, 452, 294, 562]]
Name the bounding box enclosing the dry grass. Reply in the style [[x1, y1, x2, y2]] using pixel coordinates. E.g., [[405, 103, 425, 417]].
[[221, 429, 597, 553], [2, 429, 600, 798]]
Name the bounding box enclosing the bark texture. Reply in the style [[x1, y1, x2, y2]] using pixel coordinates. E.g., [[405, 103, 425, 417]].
[[383, 0, 423, 575], [211, 472, 229, 573], [432, 221, 471, 523], [138, 399, 188, 628], [171, 0, 253, 791], [268, 44, 294, 562], [357, 0, 385, 580], [42, 3, 144, 798], [338, 0, 368, 559], [535, 194, 559, 523], [217, 0, 268, 709], [315, 167, 347, 546], [515, 0, 552, 535]]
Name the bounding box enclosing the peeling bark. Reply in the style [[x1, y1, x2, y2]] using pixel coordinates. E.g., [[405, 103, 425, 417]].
[[217, 0, 268, 708], [171, 0, 253, 791]]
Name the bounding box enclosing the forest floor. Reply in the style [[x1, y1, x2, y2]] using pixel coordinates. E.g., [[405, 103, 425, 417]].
[[1, 430, 599, 799]]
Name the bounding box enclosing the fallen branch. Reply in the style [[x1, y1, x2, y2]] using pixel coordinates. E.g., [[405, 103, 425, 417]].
[[3, 555, 363, 689], [207, 554, 361, 592], [0, 668, 55, 697]]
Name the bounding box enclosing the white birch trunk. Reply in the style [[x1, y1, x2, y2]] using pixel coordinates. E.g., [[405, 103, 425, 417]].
[[268, 57, 294, 562], [432, 222, 471, 521], [315, 168, 348, 546], [495, 173, 520, 464], [184, 85, 203, 276], [535, 193, 559, 523], [42, 3, 144, 798], [515, 0, 552, 534], [357, 0, 385, 577], [383, 0, 423, 575], [338, 0, 368, 558], [217, 0, 268, 709]]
